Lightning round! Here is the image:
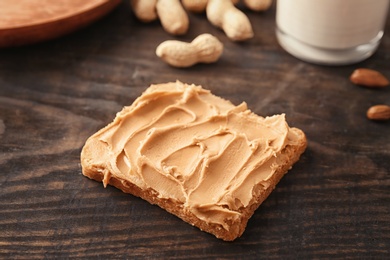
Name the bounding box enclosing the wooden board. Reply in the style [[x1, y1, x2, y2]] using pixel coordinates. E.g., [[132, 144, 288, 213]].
[[0, 0, 121, 47], [1, 2, 390, 258]]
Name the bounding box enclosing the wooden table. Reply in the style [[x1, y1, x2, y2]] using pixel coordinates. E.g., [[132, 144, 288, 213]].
[[1, 2, 389, 258]]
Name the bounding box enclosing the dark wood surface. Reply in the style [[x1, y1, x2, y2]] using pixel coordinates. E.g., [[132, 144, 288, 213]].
[[1, 1, 389, 259]]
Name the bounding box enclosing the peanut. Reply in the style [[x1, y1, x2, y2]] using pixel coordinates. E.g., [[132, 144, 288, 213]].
[[366, 105, 390, 121], [130, 0, 158, 23], [156, 33, 223, 68], [182, 0, 239, 13], [156, 0, 189, 35], [350, 68, 389, 88], [182, 0, 209, 13], [206, 0, 254, 41], [243, 0, 273, 11]]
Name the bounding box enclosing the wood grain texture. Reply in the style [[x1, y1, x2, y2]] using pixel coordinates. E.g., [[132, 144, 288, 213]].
[[0, 0, 121, 47], [1, 2, 390, 259]]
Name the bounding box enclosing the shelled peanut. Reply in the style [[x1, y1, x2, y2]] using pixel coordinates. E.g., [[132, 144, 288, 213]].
[[350, 68, 389, 88], [366, 105, 390, 121], [349, 68, 390, 121]]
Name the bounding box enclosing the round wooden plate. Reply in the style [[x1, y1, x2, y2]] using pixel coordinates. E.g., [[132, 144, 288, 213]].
[[0, 0, 121, 48]]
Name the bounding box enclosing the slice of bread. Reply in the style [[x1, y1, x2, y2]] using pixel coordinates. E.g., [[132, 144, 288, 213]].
[[81, 81, 307, 241]]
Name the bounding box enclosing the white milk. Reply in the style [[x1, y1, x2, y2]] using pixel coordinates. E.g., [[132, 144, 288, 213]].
[[276, 0, 390, 65]]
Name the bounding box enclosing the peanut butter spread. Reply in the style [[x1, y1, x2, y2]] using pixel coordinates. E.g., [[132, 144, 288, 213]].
[[89, 81, 301, 230]]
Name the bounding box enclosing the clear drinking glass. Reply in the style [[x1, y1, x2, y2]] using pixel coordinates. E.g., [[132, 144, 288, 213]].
[[276, 0, 390, 65]]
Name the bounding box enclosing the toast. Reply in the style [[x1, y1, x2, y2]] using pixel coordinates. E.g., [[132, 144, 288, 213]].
[[80, 81, 307, 241]]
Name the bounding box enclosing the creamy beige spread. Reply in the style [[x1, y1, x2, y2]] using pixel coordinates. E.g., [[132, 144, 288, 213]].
[[93, 81, 301, 230]]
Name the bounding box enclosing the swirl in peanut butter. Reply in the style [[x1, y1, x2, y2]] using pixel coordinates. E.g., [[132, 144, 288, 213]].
[[94, 81, 299, 230]]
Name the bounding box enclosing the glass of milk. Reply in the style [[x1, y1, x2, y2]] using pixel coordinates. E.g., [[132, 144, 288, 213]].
[[276, 0, 390, 65]]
